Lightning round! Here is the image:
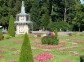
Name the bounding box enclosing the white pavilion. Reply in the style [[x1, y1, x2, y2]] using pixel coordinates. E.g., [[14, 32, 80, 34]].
[[15, 1, 32, 34]]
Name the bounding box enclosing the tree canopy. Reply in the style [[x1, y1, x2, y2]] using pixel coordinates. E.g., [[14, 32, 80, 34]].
[[0, 0, 84, 31]]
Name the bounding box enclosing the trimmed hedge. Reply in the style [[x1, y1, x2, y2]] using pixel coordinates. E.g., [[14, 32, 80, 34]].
[[41, 36, 59, 45], [8, 15, 15, 37], [19, 33, 34, 62]]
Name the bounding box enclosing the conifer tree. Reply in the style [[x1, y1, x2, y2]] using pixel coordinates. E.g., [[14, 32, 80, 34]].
[[40, 13, 50, 30], [8, 15, 15, 37], [30, 0, 41, 30], [19, 33, 34, 62]]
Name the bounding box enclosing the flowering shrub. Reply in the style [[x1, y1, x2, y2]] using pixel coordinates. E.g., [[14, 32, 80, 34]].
[[41, 30, 59, 45], [35, 52, 53, 62], [48, 32, 55, 36]]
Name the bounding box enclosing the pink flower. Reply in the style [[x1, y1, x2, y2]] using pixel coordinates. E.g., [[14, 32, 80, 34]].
[[34, 52, 53, 62]]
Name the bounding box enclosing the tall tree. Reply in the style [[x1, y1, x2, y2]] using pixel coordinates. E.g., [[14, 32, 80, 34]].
[[0, 0, 21, 28], [72, 0, 82, 31], [51, 0, 64, 22], [40, 13, 50, 30], [0, 0, 83, 31], [30, 0, 41, 30], [8, 15, 15, 37]]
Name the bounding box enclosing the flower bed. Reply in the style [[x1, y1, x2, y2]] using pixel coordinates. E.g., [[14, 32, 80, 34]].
[[34, 52, 54, 62], [33, 42, 65, 49]]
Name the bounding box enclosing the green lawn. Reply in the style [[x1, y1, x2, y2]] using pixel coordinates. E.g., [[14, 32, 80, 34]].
[[0, 33, 84, 62]]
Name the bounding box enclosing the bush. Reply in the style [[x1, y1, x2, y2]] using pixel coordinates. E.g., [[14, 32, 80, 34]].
[[8, 15, 15, 37], [4, 34, 11, 39], [0, 32, 4, 40], [80, 55, 84, 62], [48, 21, 71, 31], [42, 29, 59, 45], [41, 36, 59, 45]]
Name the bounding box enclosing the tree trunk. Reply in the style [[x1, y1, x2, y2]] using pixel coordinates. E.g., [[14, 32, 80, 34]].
[[64, 7, 67, 22], [78, 23, 80, 32]]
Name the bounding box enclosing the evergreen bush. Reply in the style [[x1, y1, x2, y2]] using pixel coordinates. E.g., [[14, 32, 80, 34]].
[[8, 15, 15, 37], [19, 33, 34, 62]]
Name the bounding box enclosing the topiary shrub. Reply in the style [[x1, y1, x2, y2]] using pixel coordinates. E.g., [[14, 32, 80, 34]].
[[0, 32, 4, 40], [19, 33, 34, 62], [41, 29, 59, 45], [41, 36, 59, 45], [8, 15, 15, 37]]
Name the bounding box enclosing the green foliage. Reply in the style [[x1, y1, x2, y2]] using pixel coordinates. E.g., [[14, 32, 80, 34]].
[[0, 32, 4, 40], [0, 0, 21, 26], [0, 0, 33, 27], [40, 14, 50, 29], [30, 0, 41, 30], [8, 15, 15, 37], [48, 21, 71, 31], [41, 36, 59, 45], [0, 0, 84, 31], [19, 33, 34, 62], [80, 55, 84, 62], [30, 0, 51, 30], [41, 29, 59, 45], [4, 34, 11, 39]]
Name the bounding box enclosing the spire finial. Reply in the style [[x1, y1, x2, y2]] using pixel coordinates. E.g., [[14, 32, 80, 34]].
[[22, 1, 24, 6], [21, 1, 25, 14]]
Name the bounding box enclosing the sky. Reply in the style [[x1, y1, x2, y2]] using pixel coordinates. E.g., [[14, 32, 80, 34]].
[[80, 0, 84, 4]]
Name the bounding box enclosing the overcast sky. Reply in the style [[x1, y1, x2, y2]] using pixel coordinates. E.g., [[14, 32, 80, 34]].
[[80, 0, 84, 4]]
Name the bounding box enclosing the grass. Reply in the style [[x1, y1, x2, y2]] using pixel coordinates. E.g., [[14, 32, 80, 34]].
[[0, 32, 84, 62]]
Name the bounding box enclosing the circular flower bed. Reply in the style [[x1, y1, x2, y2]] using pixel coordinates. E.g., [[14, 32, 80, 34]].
[[34, 52, 54, 62]]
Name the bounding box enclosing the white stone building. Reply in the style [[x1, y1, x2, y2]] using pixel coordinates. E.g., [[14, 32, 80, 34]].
[[15, 1, 32, 34]]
